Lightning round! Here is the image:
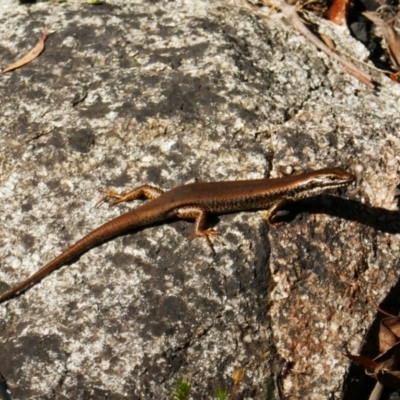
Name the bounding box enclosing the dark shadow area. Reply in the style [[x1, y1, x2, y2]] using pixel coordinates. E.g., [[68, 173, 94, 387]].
[[342, 280, 400, 399], [0, 372, 12, 400], [346, 0, 397, 73], [279, 195, 400, 234]]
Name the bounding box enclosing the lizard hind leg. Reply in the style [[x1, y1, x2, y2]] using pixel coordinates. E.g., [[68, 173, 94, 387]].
[[176, 206, 223, 254], [96, 184, 164, 208]]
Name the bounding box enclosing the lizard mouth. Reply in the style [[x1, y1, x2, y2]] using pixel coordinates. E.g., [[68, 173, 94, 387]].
[[331, 182, 352, 189], [306, 181, 353, 198]]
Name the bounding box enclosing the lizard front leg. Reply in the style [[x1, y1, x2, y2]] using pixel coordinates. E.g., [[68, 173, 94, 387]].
[[176, 206, 222, 253], [262, 199, 287, 226], [96, 184, 164, 207]]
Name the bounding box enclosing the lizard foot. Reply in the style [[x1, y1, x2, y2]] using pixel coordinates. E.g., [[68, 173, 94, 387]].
[[187, 228, 223, 254], [265, 217, 284, 228], [96, 189, 129, 208], [263, 210, 284, 227]]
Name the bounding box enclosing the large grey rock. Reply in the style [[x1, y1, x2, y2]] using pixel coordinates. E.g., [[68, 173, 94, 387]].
[[0, 0, 399, 399]]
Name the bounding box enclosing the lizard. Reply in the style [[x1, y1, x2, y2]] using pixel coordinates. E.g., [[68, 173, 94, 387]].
[[0, 167, 355, 304]]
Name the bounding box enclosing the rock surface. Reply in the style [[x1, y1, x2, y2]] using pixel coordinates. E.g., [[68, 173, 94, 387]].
[[0, 0, 400, 399]]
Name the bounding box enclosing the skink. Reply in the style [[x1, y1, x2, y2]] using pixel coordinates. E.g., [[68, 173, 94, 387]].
[[0, 167, 354, 303]]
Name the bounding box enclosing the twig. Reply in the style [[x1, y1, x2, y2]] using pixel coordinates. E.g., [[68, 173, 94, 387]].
[[368, 296, 397, 318], [363, 11, 400, 69], [276, 0, 374, 88], [341, 51, 393, 74], [368, 381, 383, 400]]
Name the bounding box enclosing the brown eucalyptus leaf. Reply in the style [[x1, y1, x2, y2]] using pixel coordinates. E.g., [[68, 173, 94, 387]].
[[345, 352, 380, 371], [379, 316, 400, 353], [375, 341, 400, 372], [382, 316, 400, 338], [363, 12, 400, 69], [347, 346, 400, 389], [2, 27, 48, 73], [376, 369, 400, 389], [327, 0, 348, 26], [319, 34, 336, 51]]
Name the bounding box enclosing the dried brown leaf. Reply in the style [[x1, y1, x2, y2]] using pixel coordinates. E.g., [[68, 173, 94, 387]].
[[319, 33, 336, 51], [345, 352, 381, 371], [346, 350, 400, 389], [389, 72, 400, 82], [2, 27, 48, 73], [327, 0, 348, 26], [278, 0, 374, 88], [374, 342, 400, 389], [228, 368, 245, 400], [375, 341, 400, 371], [363, 12, 400, 69], [379, 317, 400, 353], [346, 306, 400, 392], [376, 370, 400, 390]]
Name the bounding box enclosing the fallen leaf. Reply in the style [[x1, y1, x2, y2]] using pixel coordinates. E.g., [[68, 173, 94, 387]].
[[228, 368, 245, 400], [363, 12, 400, 69], [2, 27, 48, 73], [346, 344, 400, 389], [380, 317, 400, 353], [278, 0, 374, 88], [319, 34, 336, 51], [327, 0, 348, 26], [346, 312, 400, 390], [389, 72, 400, 83], [345, 352, 381, 371]]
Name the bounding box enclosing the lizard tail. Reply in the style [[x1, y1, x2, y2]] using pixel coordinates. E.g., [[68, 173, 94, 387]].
[[0, 206, 165, 304]]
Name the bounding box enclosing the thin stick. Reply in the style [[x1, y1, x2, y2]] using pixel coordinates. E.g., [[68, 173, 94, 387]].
[[368, 382, 384, 400], [275, 0, 374, 88], [342, 51, 393, 74]]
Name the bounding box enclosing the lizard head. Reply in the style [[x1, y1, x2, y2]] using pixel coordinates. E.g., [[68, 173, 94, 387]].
[[289, 167, 355, 199]]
